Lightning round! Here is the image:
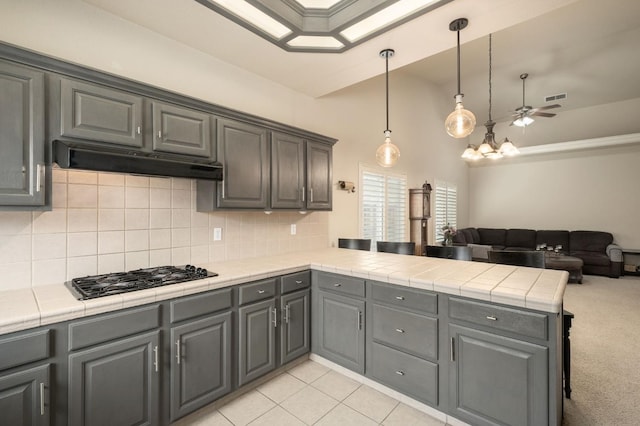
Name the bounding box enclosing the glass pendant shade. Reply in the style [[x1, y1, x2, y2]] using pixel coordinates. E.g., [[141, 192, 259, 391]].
[[445, 95, 476, 138], [376, 131, 400, 167], [513, 115, 534, 127], [477, 140, 493, 154], [499, 138, 520, 156]]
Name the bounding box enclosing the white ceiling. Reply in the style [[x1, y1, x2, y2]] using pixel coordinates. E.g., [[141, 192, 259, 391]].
[[85, 0, 640, 130]]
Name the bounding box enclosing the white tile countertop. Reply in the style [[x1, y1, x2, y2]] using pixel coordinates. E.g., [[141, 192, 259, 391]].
[[0, 248, 568, 335]]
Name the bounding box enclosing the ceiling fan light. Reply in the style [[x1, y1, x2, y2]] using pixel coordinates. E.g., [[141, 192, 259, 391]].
[[513, 115, 534, 127], [376, 131, 400, 167], [446, 96, 476, 138]]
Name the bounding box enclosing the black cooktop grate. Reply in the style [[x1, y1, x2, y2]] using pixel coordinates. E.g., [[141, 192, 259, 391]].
[[69, 265, 217, 300]]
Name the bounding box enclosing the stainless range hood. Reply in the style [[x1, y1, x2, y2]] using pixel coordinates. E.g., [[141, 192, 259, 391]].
[[53, 140, 223, 180]]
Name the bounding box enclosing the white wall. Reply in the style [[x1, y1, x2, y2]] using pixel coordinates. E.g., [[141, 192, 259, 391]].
[[468, 143, 640, 248]]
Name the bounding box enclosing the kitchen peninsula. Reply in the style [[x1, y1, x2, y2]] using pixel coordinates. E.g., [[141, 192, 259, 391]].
[[0, 248, 567, 426]]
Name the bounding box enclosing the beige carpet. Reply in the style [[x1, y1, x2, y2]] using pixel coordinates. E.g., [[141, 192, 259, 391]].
[[562, 274, 640, 425]]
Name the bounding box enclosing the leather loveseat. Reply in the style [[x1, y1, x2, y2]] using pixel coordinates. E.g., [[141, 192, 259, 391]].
[[453, 228, 623, 278]]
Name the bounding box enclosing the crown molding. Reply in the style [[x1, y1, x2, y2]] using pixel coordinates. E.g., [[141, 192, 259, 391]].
[[517, 133, 640, 156]]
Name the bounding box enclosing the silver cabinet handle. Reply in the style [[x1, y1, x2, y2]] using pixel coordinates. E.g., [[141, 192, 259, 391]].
[[257, 289, 265, 294], [272, 307, 278, 328], [157, 130, 162, 139], [285, 304, 291, 323], [395, 370, 405, 376], [221, 182, 225, 199], [295, 280, 303, 284], [395, 296, 405, 300], [357, 311, 362, 330], [301, 186, 305, 202], [136, 126, 141, 134], [309, 188, 314, 202], [333, 283, 341, 287], [36, 164, 44, 192], [486, 315, 498, 321], [153, 345, 159, 372], [450, 337, 455, 362], [395, 328, 405, 333], [175, 339, 181, 365], [40, 382, 45, 415]]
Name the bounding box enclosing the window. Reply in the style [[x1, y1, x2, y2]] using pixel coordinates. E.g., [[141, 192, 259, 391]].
[[360, 165, 407, 247], [434, 180, 457, 243]]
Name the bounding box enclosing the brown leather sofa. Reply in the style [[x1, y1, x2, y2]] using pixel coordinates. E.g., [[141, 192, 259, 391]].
[[453, 228, 623, 278]]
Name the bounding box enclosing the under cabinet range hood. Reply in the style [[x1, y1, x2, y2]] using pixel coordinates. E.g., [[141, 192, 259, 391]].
[[53, 140, 223, 180]]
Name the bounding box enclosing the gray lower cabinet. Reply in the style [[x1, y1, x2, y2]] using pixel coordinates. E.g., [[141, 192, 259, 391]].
[[238, 298, 277, 386], [68, 330, 161, 426], [312, 272, 365, 373], [280, 289, 310, 364], [170, 311, 232, 422], [271, 132, 305, 209], [0, 364, 50, 426], [150, 100, 212, 157], [57, 76, 143, 147], [214, 117, 270, 209], [306, 141, 332, 210], [448, 324, 548, 426], [0, 60, 45, 207]]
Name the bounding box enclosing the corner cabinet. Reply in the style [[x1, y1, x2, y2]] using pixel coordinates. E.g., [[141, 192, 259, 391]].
[[0, 60, 46, 207]]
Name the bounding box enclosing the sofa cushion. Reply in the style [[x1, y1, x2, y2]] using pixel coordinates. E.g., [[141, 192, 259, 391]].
[[469, 228, 480, 244], [453, 230, 467, 244], [571, 251, 611, 267], [570, 231, 613, 253], [505, 229, 536, 250], [537, 230, 570, 253], [477, 228, 507, 248]]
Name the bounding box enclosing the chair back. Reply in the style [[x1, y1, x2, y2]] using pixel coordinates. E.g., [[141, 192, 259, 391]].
[[338, 238, 371, 251], [488, 250, 545, 268], [425, 245, 472, 261], [376, 241, 415, 255]]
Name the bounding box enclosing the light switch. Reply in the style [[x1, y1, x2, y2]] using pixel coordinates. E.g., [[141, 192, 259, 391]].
[[213, 228, 222, 241], [290, 224, 296, 235]]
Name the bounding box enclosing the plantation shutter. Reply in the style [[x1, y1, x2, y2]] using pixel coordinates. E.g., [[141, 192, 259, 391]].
[[360, 168, 407, 248], [435, 181, 457, 242]]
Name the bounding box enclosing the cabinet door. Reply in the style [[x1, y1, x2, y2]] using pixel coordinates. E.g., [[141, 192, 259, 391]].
[[59, 77, 143, 147], [306, 141, 332, 210], [271, 132, 304, 209], [449, 325, 548, 426], [0, 364, 49, 426], [280, 289, 310, 364], [312, 291, 365, 373], [68, 331, 160, 426], [151, 101, 211, 157], [0, 61, 45, 206], [238, 298, 276, 386], [216, 118, 270, 209], [170, 311, 231, 422]]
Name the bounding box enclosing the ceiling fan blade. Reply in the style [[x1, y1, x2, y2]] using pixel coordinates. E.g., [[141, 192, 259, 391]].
[[535, 104, 561, 111], [531, 111, 556, 118]]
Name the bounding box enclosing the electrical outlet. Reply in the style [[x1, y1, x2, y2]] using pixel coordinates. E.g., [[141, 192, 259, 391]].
[[290, 224, 296, 235], [213, 228, 222, 241]]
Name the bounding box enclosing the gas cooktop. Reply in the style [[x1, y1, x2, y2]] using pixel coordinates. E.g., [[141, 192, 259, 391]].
[[66, 265, 217, 300]]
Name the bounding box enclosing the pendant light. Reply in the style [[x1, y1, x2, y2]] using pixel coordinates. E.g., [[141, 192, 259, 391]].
[[445, 18, 476, 139], [376, 48, 400, 167]]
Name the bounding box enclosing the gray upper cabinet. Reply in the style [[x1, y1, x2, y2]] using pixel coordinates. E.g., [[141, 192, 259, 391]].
[[306, 141, 332, 210], [271, 132, 305, 209], [0, 364, 50, 426], [58, 77, 143, 147], [150, 100, 212, 157], [0, 60, 45, 207], [215, 118, 270, 209], [170, 311, 231, 422]]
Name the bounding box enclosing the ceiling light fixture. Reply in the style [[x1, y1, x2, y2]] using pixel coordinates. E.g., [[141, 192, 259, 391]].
[[376, 49, 400, 168], [462, 34, 519, 161], [445, 18, 476, 139]]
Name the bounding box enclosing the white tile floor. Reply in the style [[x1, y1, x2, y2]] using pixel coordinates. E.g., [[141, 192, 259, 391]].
[[175, 360, 449, 425]]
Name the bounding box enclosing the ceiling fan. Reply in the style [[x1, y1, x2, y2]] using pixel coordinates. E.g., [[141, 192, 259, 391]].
[[510, 73, 561, 127]]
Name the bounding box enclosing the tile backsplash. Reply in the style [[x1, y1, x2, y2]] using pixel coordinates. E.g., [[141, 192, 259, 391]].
[[0, 169, 329, 290]]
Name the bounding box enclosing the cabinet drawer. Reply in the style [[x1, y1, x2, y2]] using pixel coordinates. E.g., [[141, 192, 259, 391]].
[[449, 298, 548, 340], [238, 279, 277, 306], [0, 329, 50, 371], [69, 304, 161, 351], [281, 271, 311, 294], [315, 272, 365, 298], [370, 281, 437, 314], [369, 342, 438, 406], [170, 287, 232, 323], [371, 304, 438, 361]]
